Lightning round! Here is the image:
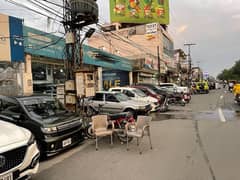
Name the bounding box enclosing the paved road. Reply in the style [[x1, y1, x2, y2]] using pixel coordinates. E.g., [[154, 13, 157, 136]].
[[33, 88, 240, 180]]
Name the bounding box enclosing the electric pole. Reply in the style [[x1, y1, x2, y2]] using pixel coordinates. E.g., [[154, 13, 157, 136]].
[[184, 43, 196, 88], [157, 46, 161, 85], [61, 0, 98, 112]]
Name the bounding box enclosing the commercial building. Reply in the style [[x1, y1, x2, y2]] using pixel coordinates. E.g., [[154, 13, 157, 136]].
[[88, 23, 175, 84]]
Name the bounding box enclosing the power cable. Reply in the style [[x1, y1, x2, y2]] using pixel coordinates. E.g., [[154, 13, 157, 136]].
[[5, 0, 62, 23], [25, 0, 63, 19], [38, 0, 66, 9]]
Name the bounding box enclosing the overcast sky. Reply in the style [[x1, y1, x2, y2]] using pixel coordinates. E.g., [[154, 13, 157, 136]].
[[1, 0, 240, 77]]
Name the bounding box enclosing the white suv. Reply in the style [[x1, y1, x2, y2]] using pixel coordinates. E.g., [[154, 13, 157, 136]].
[[0, 120, 40, 180], [109, 87, 160, 112]]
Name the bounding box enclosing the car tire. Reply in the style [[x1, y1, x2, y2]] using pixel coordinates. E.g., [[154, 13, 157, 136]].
[[125, 109, 136, 118], [86, 106, 96, 117]]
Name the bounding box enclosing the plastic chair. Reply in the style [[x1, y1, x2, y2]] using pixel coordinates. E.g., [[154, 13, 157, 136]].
[[126, 116, 153, 154], [92, 115, 114, 150]]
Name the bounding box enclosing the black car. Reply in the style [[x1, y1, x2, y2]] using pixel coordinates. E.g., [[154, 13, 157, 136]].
[[0, 95, 84, 157]]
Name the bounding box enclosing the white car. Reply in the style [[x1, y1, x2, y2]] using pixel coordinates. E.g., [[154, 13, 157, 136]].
[[159, 83, 189, 94], [0, 120, 40, 180], [109, 87, 160, 112]]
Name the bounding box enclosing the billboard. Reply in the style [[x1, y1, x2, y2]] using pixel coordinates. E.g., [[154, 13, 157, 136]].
[[110, 0, 169, 24], [0, 14, 24, 62]]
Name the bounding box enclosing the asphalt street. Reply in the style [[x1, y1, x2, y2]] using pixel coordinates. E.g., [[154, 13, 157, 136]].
[[33, 88, 240, 180]]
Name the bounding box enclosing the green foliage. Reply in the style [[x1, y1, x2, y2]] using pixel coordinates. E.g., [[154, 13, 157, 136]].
[[217, 60, 240, 80]]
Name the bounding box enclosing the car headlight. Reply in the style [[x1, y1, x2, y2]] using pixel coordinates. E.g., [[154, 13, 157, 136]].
[[27, 134, 35, 145], [41, 127, 58, 134]]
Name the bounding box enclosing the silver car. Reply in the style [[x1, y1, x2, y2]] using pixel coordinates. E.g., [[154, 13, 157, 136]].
[[85, 91, 152, 117]]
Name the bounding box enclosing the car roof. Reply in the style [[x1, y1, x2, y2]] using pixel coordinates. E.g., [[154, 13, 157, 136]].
[[160, 83, 174, 85], [96, 91, 118, 94], [110, 87, 136, 90]]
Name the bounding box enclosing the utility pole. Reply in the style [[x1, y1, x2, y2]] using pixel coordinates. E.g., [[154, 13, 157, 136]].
[[62, 0, 98, 112], [184, 43, 196, 88], [157, 46, 161, 85]]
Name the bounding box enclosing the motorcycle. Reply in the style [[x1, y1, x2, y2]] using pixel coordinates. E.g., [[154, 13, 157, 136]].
[[183, 93, 191, 103], [84, 112, 135, 143]]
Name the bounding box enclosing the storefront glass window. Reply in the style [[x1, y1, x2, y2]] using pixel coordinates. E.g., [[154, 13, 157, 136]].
[[32, 62, 47, 81]]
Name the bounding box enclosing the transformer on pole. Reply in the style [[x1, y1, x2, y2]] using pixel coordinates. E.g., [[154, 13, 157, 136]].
[[61, 0, 98, 111]]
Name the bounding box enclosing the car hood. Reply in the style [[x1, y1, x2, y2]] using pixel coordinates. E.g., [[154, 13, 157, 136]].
[[133, 96, 158, 103], [125, 99, 150, 106], [42, 112, 81, 126], [0, 120, 30, 151]]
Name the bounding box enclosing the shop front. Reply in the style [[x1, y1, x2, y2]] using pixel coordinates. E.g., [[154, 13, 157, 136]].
[[83, 45, 133, 91], [23, 26, 66, 93]]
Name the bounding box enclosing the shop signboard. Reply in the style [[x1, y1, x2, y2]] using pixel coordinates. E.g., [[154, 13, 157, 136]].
[[145, 23, 158, 39], [0, 14, 24, 62], [83, 45, 132, 71], [103, 70, 129, 90], [23, 26, 65, 60], [110, 0, 169, 24]]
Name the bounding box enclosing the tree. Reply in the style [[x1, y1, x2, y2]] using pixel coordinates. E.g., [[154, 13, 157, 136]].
[[217, 60, 240, 80]]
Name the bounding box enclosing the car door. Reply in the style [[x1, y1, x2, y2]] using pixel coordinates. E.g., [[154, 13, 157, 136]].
[[91, 93, 105, 112], [103, 94, 122, 113]]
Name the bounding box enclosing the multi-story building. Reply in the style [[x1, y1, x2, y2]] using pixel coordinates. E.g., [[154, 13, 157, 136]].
[[88, 23, 175, 85]]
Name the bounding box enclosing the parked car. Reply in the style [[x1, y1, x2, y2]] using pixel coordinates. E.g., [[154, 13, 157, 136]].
[[0, 120, 40, 180], [0, 95, 85, 157], [109, 87, 160, 112], [130, 85, 162, 103], [137, 83, 170, 96], [85, 91, 152, 117], [130, 85, 169, 112], [159, 83, 189, 94]]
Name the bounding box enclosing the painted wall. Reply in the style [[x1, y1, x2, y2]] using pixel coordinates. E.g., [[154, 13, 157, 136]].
[[0, 14, 24, 62]]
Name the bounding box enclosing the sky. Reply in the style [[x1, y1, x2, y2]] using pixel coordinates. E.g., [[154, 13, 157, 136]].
[[1, 0, 240, 77]]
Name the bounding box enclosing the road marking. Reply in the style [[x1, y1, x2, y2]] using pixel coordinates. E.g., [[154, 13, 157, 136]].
[[218, 108, 226, 122], [220, 95, 224, 99]]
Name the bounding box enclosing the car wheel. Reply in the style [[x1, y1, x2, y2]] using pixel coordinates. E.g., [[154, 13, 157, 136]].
[[85, 124, 95, 139], [125, 109, 136, 118], [86, 106, 96, 116]]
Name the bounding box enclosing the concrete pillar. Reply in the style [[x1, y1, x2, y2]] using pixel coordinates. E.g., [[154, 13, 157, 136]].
[[97, 67, 103, 91], [129, 71, 133, 85], [22, 54, 33, 96]]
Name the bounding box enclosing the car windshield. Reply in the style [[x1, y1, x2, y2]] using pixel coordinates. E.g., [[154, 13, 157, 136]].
[[22, 98, 65, 119], [114, 93, 130, 101], [159, 84, 173, 87], [132, 89, 146, 97], [146, 88, 157, 95]]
